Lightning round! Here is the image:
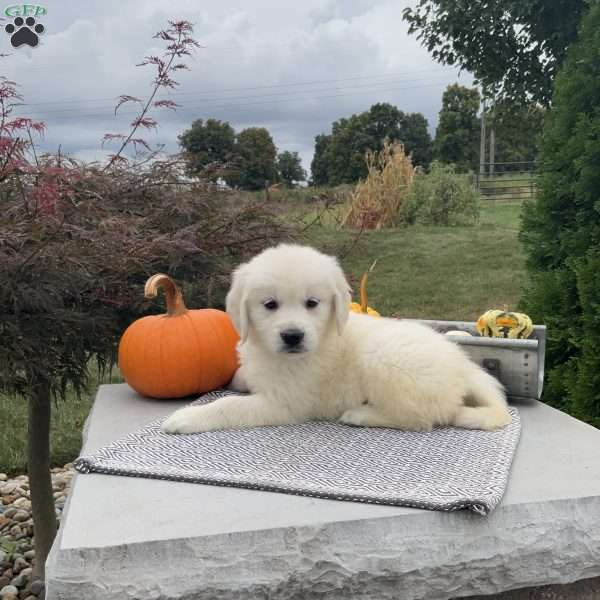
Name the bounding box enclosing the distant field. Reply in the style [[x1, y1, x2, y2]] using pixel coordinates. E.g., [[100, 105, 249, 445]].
[[305, 201, 526, 320], [0, 200, 527, 475]]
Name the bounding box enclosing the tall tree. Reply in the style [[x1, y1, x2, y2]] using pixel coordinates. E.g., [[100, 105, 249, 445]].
[[433, 84, 480, 172], [520, 0, 600, 426], [487, 101, 545, 164], [277, 151, 306, 187], [310, 134, 331, 185], [233, 127, 278, 191], [324, 113, 373, 185], [178, 118, 236, 177], [362, 102, 403, 143], [400, 112, 433, 167], [403, 0, 588, 105], [310, 103, 432, 185]]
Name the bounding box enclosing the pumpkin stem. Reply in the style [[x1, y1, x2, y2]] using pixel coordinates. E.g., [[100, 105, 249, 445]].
[[359, 260, 378, 313], [144, 274, 188, 317], [359, 273, 369, 313]]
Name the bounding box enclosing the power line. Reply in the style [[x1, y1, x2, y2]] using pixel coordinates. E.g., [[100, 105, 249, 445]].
[[24, 80, 452, 123], [19, 67, 454, 108], [24, 72, 453, 117]]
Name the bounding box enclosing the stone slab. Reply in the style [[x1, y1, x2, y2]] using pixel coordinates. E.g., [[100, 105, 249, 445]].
[[46, 384, 600, 599], [463, 576, 600, 599]]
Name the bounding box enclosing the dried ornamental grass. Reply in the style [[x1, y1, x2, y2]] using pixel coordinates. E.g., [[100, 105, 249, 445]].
[[342, 141, 415, 230]]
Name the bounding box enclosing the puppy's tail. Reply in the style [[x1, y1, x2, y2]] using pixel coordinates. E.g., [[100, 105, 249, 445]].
[[453, 367, 512, 430]]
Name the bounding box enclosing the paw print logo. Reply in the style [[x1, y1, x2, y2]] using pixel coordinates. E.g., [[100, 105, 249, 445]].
[[5, 16, 45, 48]]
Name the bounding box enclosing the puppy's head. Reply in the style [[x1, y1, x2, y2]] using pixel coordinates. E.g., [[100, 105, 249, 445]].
[[226, 244, 351, 355]]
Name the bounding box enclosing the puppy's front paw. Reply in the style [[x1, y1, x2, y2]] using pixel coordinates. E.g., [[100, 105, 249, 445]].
[[339, 407, 371, 427], [161, 406, 212, 434]]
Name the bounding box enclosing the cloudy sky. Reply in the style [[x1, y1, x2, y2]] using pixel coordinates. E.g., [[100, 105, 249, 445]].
[[1, 0, 473, 173]]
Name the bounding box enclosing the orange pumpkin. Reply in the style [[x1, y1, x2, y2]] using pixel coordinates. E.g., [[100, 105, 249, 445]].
[[118, 274, 240, 398]]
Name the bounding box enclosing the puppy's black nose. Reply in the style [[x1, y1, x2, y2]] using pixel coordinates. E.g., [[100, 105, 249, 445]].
[[280, 329, 304, 347]]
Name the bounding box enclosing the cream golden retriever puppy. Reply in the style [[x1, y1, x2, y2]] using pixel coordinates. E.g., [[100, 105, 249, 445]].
[[162, 244, 511, 434]]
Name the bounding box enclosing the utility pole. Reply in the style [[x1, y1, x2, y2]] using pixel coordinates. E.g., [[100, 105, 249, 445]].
[[489, 126, 495, 176], [479, 98, 487, 179]]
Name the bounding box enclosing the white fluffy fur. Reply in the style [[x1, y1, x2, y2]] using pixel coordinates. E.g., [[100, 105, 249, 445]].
[[162, 244, 511, 434]]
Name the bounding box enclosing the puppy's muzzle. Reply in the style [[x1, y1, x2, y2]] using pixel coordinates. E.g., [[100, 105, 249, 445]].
[[280, 329, 305, 353]]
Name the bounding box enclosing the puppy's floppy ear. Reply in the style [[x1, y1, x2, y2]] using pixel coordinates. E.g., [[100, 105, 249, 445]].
[[331, 264, 352, 335], [226, 264, 251, 343]]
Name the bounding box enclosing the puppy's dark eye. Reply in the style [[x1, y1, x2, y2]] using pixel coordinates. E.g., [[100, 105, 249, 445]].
[[306, 298, 319, 309], [264, 299, 279, 310]]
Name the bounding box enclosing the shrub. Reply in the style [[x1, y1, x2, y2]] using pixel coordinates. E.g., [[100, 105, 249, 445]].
[[519, 1, 600, 428], [0, 147, 287, 580], [342, 141, 415, 230], [402, 161, 480, 225]]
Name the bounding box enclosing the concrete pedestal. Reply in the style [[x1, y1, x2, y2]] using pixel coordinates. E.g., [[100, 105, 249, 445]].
[[46, 384, 600, 599]]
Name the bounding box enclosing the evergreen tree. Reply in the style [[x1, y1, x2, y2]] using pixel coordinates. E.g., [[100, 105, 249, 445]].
[[520, 0, 600, 426]]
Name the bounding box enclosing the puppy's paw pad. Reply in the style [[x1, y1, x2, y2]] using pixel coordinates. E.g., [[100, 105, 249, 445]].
[[161, 407, 205, 434]]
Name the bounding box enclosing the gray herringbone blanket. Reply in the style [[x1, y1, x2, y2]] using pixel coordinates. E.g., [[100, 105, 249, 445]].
[[75, 390, 521, 515]]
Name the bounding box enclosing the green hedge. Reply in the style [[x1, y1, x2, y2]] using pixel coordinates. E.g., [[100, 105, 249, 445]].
[[520, 0, 600, 427]]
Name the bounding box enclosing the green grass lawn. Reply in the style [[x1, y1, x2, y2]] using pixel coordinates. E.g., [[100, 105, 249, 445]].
[[306, 201, 526, 320], [0, 201, 526, 475]]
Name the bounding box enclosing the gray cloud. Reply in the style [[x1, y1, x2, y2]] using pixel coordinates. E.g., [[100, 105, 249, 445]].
[[1, 0, 473, 172]]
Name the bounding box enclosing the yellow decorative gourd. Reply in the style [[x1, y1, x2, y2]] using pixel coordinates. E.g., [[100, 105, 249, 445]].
[[476, 307, 533, 339]]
